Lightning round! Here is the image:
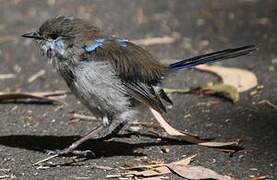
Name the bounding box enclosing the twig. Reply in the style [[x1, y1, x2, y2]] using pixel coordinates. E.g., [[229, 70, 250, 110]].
[[33, 154, 59, 166], [71, 113, 97, 121], [257, 100, 277, 110], [0, 74, 15, 80], [0, 90, 68, 104], [28, 70, 46, 83]]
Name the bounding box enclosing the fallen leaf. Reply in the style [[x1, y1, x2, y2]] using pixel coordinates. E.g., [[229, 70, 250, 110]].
[[149, 108, 241, 152], [196, 65, 258, 92], [117, 155, 233, 180], [167, 165, 232, 180], [169, 154, 196, 166], [0, 74, 15, 80], [94, 165, 113, 171], [0, 91, 68, 104], [119, 155, 195, 178], [200, 84, 239, 102], [249, 175, 269, 180], [150, 108, 185, 136], [164, 84, 240, 103]]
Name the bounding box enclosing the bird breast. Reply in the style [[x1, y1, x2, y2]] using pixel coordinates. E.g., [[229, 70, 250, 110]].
[[67, 60, 132, 117]]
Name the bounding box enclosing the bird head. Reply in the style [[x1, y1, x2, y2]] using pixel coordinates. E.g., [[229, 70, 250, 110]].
[[22, 16, 101, 59]]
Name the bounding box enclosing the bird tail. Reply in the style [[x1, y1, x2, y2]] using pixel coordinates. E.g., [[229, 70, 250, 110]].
[[168, 45, 256, 70]]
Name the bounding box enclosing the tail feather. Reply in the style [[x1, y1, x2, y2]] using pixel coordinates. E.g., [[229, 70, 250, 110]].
[[168, 45, 256, 70]]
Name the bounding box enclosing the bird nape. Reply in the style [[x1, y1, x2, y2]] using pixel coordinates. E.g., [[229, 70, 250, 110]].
[[22, 16, 256, 159]]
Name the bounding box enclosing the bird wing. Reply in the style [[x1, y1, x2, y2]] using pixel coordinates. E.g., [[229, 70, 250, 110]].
[[83, 38, 164, 84], [82, 38, 168, 113]]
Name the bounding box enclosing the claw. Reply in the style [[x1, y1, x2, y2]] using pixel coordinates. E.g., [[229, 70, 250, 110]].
[[34, 149, 95, 166]]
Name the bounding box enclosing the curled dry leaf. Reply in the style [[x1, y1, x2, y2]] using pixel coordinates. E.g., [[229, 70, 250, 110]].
[[196, 64, 258, 92], [150, 108, 241, 152], [0, 90, 68, 104]]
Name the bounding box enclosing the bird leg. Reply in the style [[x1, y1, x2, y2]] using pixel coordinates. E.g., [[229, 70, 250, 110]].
[[48, 124, 105, 157], [34, 121, 126, 165], [53, 121, 126, 155]]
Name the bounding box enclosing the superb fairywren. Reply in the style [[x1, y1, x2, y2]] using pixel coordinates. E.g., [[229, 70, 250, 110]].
[[22, 16, 256, 156]]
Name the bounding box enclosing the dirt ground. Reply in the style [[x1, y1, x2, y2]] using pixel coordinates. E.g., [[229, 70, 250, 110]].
[[0, 0, 277, 179]]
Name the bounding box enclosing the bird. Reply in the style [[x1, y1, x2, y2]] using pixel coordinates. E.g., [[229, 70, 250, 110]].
[[22, 16, 256, 156]]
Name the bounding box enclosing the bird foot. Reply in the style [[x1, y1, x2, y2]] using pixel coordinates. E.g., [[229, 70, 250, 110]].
[[47, 149, 95, 157], [33, 149, 95, 166]]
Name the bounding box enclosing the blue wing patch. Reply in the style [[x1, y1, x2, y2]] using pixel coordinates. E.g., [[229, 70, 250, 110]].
[[116, 39, 128, 47], [84, 38, 128, 52]]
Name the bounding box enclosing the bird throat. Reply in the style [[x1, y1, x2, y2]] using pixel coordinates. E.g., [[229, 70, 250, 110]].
[[42, 38, 65, 59]]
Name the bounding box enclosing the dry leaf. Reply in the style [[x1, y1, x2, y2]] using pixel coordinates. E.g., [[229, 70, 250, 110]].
[[149, 108, 186, 136], [0, 91, 68, 104], [249, 175, 268, 180], [200, 84, 239, 102], [117, 155, 233, 180], [196, 64, 258, 92], [119, 155, 195, 178], [164, 84, 240, 103], [167, 165, 233, 180], [94, 165, 113, 171], [149, 108, 240, 152]]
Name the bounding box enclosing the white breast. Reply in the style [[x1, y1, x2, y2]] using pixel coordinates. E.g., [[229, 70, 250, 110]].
[[71, 61, 131, 116]]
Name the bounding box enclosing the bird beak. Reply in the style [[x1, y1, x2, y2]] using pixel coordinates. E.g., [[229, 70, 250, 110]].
[[22, 32, 43, 40]]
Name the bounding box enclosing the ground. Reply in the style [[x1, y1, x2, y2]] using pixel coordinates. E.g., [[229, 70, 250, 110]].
[[0, 0, 277, 179]]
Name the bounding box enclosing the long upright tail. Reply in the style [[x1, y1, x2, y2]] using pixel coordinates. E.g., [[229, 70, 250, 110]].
[[168, 45, 256, 70]]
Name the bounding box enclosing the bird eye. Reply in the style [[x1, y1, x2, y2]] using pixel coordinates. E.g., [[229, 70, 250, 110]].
[[49, 33, 59, 40]]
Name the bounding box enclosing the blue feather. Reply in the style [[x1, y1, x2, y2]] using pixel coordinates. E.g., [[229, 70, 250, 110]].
[[84, 39, 104, 52], [168, 45, 256, 71], [84, 38, 128, 52]]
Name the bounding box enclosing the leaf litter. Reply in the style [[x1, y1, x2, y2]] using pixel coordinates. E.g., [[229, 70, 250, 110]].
[[108, 155, 233, 179]]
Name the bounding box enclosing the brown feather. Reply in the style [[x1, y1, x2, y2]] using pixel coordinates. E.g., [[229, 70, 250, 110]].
[[84, 40, 169, 113], [94, 40, 165, 84]]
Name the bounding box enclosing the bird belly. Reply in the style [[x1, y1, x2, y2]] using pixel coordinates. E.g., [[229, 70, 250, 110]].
[[69, 61, 132, 118]]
